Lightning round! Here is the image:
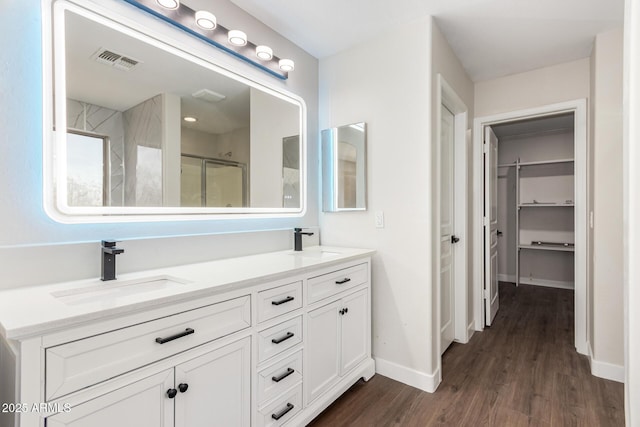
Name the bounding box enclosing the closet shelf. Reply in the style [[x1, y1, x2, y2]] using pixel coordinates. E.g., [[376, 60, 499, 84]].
[[519, 244, 575, 252]]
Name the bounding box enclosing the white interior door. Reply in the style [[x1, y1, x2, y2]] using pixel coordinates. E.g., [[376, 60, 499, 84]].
[[484, 126, 500, 326], [440, 105, 456, 353]]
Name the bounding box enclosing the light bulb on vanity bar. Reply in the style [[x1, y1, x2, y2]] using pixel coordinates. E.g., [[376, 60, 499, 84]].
[[256, 45, 273, 60], [279, 59, 295, 72], [228, 30, 247, 46], [195, 11, 216, 30]]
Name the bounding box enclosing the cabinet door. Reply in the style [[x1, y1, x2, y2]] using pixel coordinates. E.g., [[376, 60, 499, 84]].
[[46, 369, 173, 427], [306, 299, 341, 403], [340, 289, 368, 374], [174, 337, 251, 427]]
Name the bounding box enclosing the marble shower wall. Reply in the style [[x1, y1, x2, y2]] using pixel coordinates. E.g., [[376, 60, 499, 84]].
[[123, 94, 163, 207], [66, 99, 125, 206]]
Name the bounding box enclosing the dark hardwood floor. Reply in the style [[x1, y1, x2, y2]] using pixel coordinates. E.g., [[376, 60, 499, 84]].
[[309, 283, 625, 426]]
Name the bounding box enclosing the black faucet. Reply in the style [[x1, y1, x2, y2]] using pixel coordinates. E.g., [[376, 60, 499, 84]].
[[101, 240, 125, 281], [293, 228, 314, 251]]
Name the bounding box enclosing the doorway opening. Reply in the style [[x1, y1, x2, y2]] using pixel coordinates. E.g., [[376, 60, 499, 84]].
[[473, 100, 588, 355]]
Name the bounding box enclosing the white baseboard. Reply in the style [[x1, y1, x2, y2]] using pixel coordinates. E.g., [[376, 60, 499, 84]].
[[467, 321, 476, 341], [497, 274, 515, 283], [374, 357, 440, 393], [588, 341, 625, 383], [518, 277, 574, 290]]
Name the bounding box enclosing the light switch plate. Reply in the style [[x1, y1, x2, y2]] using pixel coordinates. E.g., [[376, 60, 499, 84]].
[[375, 211, 384, 228]]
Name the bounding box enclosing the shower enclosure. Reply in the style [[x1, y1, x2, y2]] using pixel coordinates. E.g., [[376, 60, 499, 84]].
[[180, 155, 247, 208]]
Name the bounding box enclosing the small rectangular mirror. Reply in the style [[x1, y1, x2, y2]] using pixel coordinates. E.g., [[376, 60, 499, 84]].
[[322, 122, 367, 212]]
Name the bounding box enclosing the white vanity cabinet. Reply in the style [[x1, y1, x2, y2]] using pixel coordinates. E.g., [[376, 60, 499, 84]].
[[306, 286, 369, 404], [45, 336, 251, 427], [0, 248, 374, 427]]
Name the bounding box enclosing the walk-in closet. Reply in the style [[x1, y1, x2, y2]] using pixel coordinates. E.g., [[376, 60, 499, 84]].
[[493, 113, 576, 289]]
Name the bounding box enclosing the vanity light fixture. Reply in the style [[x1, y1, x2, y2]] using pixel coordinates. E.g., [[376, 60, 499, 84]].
[[156, 0, 179, 9], [195, 11, 216, 30], [228, 30, 247, 46], [279, 59, 295, 72], [183, 116, 197, 122], [123, 0, 293, 79], [256, 45, 273, 61]]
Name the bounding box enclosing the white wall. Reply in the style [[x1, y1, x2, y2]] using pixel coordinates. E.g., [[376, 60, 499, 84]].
[[249, 88, 300, 207], [475, 58, 590, 118], [319, 16, 435, 389], [0, 0, 318, 289], [623, 0, 640, 422], [319, 17, 473, 392], [590, 28, 625, 369]]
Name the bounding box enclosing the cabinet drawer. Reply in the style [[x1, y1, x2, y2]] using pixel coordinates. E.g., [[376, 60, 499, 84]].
[[258, 384, 303, 427], [45, 295, 251, 400], [257, 350, 303, 405], [307, 263, 368, 303], [258, 316, 302, 363], [257, 281, 303, 323]]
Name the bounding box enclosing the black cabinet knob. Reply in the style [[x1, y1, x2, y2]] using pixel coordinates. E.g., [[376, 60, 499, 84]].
[[167, 388, 178, 399], [178, 383, 189, 393]]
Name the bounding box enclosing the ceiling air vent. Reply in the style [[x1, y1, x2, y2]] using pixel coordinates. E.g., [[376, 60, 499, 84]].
[[92, 48, 141, 72]]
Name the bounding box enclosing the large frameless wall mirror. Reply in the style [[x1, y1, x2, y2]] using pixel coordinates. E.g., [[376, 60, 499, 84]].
[[321, 122, 367, 212], [45, 1, 306, 221]]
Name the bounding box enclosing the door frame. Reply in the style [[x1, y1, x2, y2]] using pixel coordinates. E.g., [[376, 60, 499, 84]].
[[472, 99, 588, 355], [435, 75, 469, 373]]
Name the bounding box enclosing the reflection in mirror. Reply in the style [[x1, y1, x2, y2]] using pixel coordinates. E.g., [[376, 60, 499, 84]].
[[54, 5, 304, 216], [66, 131, 108, 207], [321, 122, 367, 211], [283, 135, 300, 208]]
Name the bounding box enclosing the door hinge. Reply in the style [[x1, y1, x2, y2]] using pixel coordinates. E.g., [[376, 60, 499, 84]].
[[483, 289, 490, 298], [483, 142, 489, 153], [483, 217, 488, 226]]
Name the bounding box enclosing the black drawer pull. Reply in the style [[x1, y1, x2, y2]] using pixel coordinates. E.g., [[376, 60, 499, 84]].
[[271, 332, 294, 344], [272, 367, 295, 383], [166, 388, 177, 399], [272, 296, 295, 306], [335, 278, 351, 285], [272, 403, 294, 420], [155, 328, 194, 344]]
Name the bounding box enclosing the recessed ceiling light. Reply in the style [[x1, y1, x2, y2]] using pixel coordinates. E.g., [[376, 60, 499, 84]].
[[228, 30, 247, 46], [156, 0, 179, 10], [256, 45, 273, 61], [195, 11, 216, 30], [279, 59, 295, 72], [183, 116, 197, 122]]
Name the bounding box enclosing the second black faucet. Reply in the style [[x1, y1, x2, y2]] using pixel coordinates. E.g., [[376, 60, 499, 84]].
[[293, 228, 314, 251]]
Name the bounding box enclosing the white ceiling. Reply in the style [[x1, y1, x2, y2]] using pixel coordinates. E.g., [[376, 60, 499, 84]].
[[227, 0, 623, 81]]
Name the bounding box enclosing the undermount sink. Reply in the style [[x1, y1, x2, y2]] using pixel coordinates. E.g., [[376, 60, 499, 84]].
[[289, 250, 341, 259], [51, 275, 191, 305]]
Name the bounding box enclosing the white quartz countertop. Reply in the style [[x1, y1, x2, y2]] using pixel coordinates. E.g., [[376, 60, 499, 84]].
[[0, 246, 374, 340]]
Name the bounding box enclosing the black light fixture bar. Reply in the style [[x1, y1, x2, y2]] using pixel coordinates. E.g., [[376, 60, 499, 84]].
[[122, 0, 290, 80]]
